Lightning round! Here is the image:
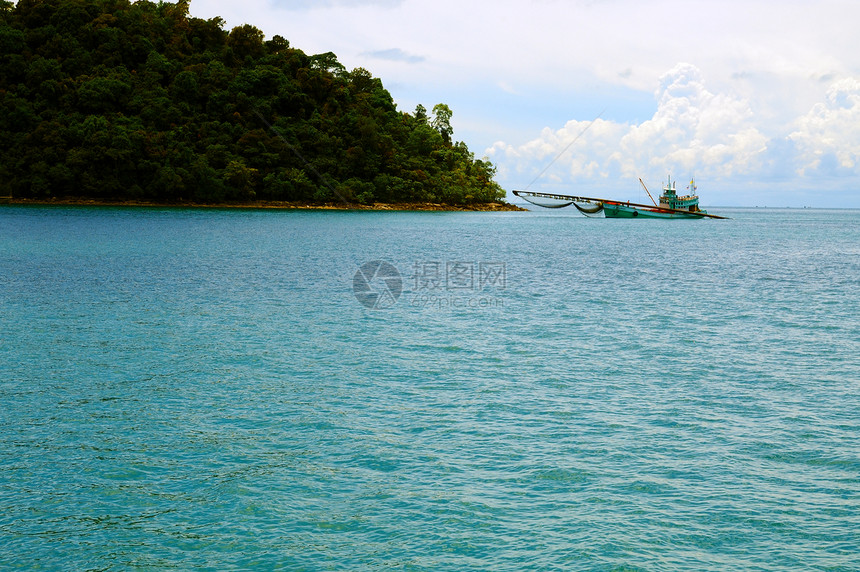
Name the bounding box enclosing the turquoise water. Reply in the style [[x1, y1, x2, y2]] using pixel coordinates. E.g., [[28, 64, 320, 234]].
[[1, 205, 858, 570]]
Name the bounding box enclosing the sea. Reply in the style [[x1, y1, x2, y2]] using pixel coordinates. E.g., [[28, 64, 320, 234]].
[[0, 204, 858, 571]]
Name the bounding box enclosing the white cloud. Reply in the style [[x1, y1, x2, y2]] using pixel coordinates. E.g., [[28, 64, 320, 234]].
[[489, 118, 628, 185], [618, 64, 768, 177], [789, 78, 860, 175], [489, 64, 768, 192]]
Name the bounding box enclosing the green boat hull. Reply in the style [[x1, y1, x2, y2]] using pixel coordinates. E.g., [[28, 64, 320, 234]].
[[603, 202, 707, 219]]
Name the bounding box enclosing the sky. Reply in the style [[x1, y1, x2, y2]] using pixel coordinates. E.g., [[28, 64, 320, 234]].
[[189, 0, 860, 207]]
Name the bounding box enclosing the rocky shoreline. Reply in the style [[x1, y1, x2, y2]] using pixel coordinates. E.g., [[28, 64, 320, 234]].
[[2, 197, 527, 212]]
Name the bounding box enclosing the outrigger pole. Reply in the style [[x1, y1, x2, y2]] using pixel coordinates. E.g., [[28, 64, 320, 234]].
[[639, 178, 658, 207], [512, 190, 729, 219]]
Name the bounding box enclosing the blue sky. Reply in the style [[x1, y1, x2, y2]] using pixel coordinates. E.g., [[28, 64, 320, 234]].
[[190, 0, 860, 207]]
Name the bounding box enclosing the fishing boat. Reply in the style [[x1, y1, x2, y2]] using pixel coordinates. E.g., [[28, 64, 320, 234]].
[[603, 176, 707, 218], [513, 176, 726, 219]]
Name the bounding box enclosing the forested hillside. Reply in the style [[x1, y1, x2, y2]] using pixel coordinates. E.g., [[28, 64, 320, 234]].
[[0, 0, 506, 205]]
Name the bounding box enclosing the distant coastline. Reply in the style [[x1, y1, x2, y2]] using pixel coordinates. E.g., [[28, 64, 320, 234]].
[[2, 197, 526, 212]]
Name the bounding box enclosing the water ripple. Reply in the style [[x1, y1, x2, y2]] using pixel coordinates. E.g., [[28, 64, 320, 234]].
[[1, 207, 858, 570]]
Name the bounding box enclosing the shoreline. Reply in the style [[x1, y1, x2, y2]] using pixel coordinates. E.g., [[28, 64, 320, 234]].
[[0, 197, 527, 212]]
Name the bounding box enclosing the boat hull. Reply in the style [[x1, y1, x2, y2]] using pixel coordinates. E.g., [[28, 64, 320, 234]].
[[603, 202, 706, 219]]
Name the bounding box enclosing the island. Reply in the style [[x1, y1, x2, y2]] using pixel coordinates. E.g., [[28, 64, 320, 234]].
[[0, 0, 522, 211]]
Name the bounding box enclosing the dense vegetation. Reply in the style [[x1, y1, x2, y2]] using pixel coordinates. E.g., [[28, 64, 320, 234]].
[[0, 0, 506, 205]]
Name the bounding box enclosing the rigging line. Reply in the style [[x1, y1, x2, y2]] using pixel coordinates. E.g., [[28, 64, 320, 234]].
[[524, 108, 606, 191], [251, 109, 376, 270], [251, 109, 353, 207]]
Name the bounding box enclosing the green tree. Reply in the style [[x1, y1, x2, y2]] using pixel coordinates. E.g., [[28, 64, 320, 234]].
[[310, 51, 345, 76], [224, 159, 257, 199], [227, 23, 264, 60], [0, 0, 508, 206], [414, 103, 427, 123], [431, 103, 453, 144]]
